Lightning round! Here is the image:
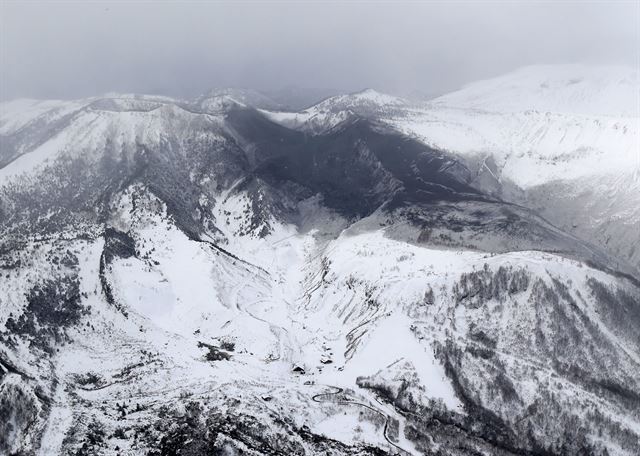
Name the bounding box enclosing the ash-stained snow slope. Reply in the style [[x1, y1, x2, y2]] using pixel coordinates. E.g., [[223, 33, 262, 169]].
[[261, 64, 640, 274]]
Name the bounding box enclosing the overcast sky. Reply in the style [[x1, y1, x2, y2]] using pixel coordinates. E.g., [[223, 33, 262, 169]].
[[1, 1, 638, 101]]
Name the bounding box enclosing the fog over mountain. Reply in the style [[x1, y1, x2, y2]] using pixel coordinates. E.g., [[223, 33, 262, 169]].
[[1, 1, 638, 100]]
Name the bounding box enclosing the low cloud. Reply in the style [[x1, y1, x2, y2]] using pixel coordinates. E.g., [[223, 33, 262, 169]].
[[1, 1, 637, 100]]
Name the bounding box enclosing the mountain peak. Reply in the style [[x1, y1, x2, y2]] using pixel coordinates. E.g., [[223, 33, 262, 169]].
[[197, 94, 247, 113], [308, 88, 407, 114], [198, 88, 282, 110]]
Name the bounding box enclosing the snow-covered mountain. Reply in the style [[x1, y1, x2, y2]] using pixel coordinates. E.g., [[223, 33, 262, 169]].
[[197, 88, 284, 111], [431, 64, 638, 116], [262, 65, 640, 274], [399, 65, 640, 275], [1, 66, 639, 456], [261, 89, 410, 134]]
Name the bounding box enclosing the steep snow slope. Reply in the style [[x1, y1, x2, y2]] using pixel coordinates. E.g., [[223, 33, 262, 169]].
[[392, 106, 638, 187], [393, 65, 639, 185], [0, 95, 225, 183]]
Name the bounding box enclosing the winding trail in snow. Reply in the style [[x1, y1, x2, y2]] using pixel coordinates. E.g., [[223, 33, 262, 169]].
[[311, 385, 413, 456]]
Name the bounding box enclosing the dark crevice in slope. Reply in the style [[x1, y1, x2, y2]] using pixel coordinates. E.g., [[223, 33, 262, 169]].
[[99, 228, 136, 317]]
